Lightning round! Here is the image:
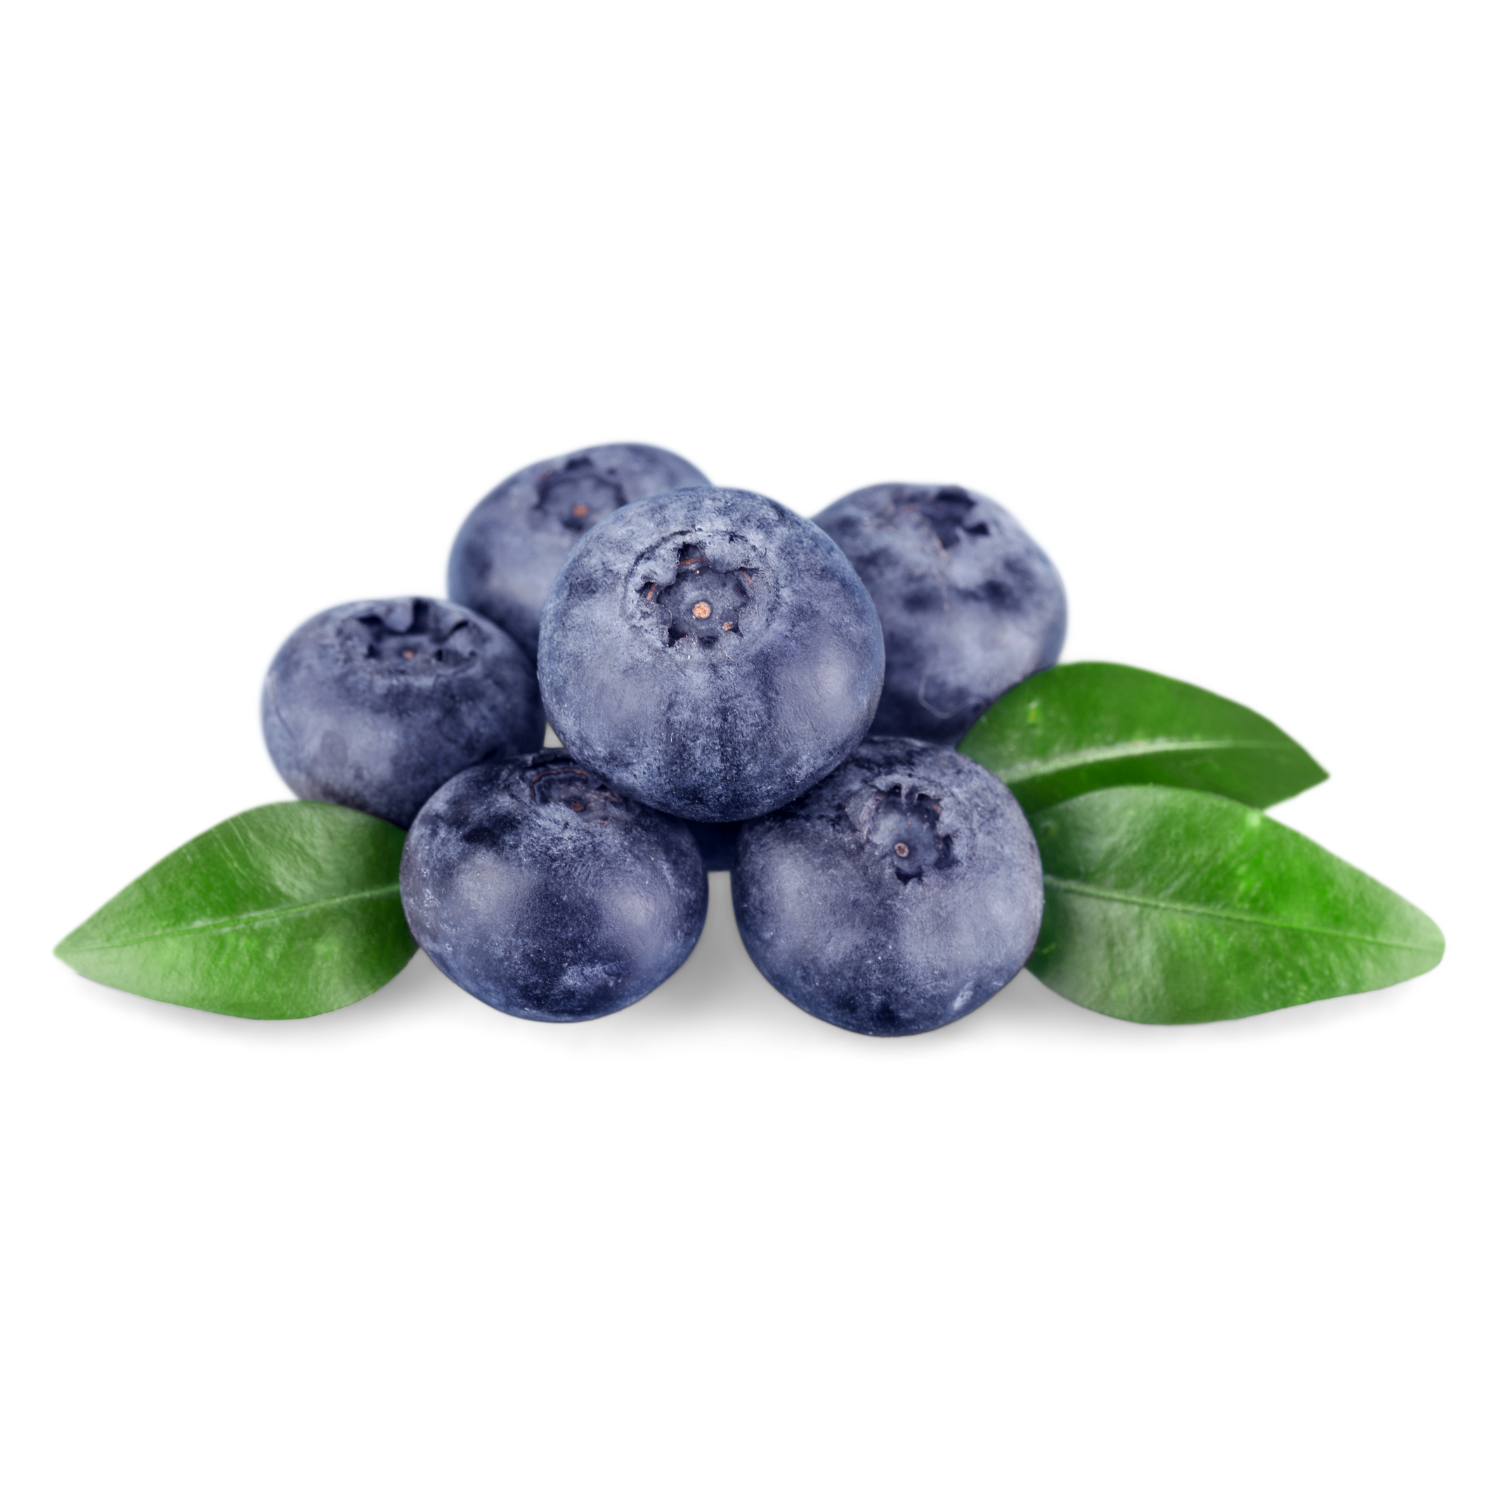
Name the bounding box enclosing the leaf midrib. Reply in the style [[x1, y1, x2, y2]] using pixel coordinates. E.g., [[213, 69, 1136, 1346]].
[[997, 736, 1290, 782], [58, 883, 403, 954], [1042, 875, 1441, 953]]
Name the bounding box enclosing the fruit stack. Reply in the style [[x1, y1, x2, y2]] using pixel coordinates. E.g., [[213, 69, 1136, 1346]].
[[264, 443, 1067, 1036], [55, 442, 1443, 1032]]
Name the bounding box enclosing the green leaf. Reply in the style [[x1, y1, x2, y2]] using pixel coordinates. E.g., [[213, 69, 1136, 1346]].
[[55, 802, 416, 1019], [1026, 786, 1444, 1023], [960, 662, 1327, 815]]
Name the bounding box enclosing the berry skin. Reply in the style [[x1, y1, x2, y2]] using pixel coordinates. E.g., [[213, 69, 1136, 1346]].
[[538, 487, 886, 823], [400, 750, 708, 1021], [448, 442, 709, 658], [813, 483, 1066, 745], [732, 738, 1043, 1036], [262, 597, 543, 829]]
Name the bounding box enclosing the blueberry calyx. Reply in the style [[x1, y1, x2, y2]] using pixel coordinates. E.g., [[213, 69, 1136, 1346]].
[[904, 487, 993, 551], [535, 456, 628, 534], [526, 761, 624, 822], [337, 598, 484, 674], [850, 782, 955, 884], [641, 546, 758, 649]]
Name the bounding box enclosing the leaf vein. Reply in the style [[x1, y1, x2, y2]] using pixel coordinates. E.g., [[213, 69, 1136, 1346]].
[[1041, 876, 1440, 952], [999, 737, 1292, 782], [62, 884, 404, 953]]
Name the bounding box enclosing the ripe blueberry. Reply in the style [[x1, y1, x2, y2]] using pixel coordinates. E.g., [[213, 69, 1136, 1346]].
[[814, 483, 1066, 745], [732, 738, 1043, 1036], [400, 750, 708, 1021], [448, 442, 708, 658], [538, 487, 885, 823], [262, 596, 543, 829]]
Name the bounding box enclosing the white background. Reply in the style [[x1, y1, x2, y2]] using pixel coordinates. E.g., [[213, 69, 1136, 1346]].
[[2, 4, 1495, 1496]]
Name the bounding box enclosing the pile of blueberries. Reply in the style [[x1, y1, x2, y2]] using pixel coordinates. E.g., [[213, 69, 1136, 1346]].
[[263, 444, 1067, 1037]]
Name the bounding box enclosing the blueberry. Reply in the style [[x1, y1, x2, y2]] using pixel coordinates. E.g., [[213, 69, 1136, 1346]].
[[263, 597, 544, 828], [813, 483, 1066, 745], [448, 442, 709, 658], [538, 487, 886, 823], [732, 737, 1043, 1036], [400, 750, 708, 1021]]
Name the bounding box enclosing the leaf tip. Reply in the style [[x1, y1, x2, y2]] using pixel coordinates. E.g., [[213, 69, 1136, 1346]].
[[53, 924, 86, 964], [1418, 911, 1446, 965]]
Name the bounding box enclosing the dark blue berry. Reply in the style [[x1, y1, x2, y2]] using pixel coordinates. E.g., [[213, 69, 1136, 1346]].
[[538, 487, 885, 823], [262, 597, 543, 828], [814, 483, 1066, 745], [448, 442, 708, 658], [732, 738, 1043, 1036], [400, 750, 707, 1021]]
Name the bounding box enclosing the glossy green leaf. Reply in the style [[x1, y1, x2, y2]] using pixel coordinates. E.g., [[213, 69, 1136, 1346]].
[[960, 662, 1327, 814], [55, 802, 416, 1019], [1026, 786, 1443, 1023]]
